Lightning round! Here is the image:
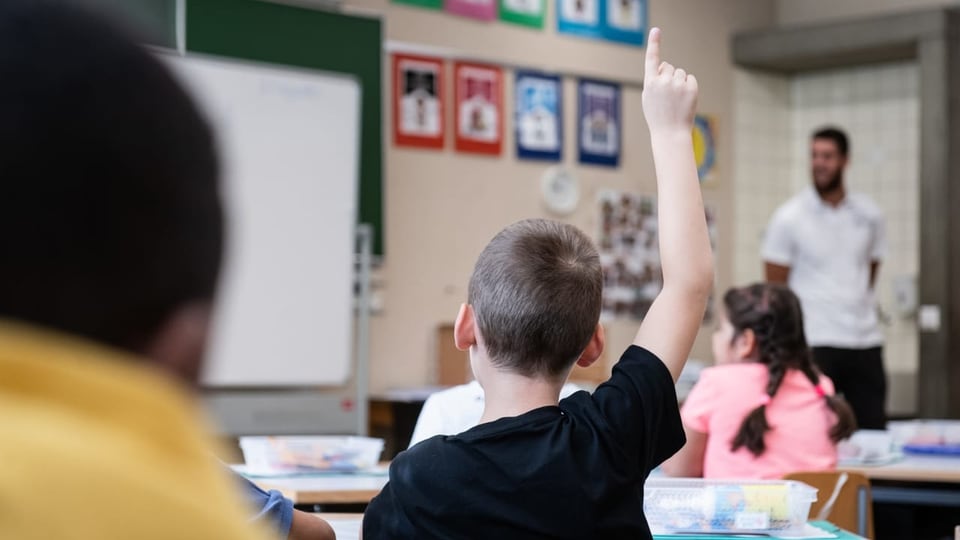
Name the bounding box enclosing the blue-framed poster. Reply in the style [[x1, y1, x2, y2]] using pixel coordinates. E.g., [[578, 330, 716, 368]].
[[557, 0, 602, 40], [559, 0, 645, 46], [602, 0, 645, 46], [516, 71, 562, 161], [578, 78, 620, 167]]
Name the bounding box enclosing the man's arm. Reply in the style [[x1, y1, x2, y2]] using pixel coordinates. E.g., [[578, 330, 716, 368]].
[[632, 28, 714, 382], [870, 261, 880, 289], [869, 211, 885, 290], [765, 262, 790, 285]]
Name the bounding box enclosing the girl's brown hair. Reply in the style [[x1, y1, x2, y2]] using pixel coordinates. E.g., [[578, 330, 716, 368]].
[[725, 283, 857, 456]]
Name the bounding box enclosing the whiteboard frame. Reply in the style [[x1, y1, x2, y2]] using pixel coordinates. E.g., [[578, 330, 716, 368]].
[[153, 48, 370, 434]]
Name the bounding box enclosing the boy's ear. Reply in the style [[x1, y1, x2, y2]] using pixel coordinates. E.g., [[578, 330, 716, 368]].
[[575, 324, 605, 368], [454, 303, 477, 351]]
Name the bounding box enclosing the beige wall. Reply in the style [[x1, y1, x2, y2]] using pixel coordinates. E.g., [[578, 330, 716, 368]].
[[731, 69, 792, 286], [776, 0, 959, 26], [320, 0, 776, 391]]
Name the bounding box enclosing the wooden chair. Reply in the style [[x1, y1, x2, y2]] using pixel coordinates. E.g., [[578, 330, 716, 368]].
[[436, 324, 470, 385], [784, 471, 874, 539]]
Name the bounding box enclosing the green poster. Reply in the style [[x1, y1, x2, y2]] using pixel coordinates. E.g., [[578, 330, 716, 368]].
[[499, 0, 545, 28], [393, 0, 443, 10]]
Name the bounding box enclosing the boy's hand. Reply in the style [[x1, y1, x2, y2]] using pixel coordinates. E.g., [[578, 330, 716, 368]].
[[642, 27, 698, 136], [633, 26, 713, 382]]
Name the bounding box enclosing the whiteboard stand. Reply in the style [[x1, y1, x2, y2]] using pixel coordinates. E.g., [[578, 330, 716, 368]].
[[354, 223, 374, 436], [164, 51, 372, 436], [203, 226, 375, 437]]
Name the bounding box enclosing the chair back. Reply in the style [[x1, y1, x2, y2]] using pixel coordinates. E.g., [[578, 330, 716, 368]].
[[784, 470, 874, 539]]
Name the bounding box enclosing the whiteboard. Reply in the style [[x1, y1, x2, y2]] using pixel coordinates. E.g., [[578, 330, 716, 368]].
[[163, 53, 360, 387]]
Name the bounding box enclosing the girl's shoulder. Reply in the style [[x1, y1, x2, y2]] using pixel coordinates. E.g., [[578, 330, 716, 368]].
[[698, 362, 768, 386]]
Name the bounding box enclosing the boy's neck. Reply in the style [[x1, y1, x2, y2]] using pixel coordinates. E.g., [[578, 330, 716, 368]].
[[478, 370, 565, 424]]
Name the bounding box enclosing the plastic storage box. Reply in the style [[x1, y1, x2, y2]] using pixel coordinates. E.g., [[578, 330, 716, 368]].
[[889, 420, 960, 456], [239, 436, 384, 474], [644, 478, 817, 535]]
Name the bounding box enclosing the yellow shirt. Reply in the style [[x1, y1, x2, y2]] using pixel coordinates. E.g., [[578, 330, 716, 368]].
[[0, 321, 271, 540]]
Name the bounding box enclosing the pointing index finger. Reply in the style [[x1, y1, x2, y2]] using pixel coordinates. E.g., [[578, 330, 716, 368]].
[[645, 27, 661, 79]]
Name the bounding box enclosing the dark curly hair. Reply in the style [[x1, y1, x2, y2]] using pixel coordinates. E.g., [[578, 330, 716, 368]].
[[726, 283, 857, 456]]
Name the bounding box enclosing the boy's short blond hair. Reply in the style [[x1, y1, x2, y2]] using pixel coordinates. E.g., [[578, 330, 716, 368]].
[[468, 219, 603, 378]]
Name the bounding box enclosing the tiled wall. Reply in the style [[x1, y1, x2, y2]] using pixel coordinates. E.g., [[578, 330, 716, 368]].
[[732, 70, 793, 285], [733, 62, 920, 415]]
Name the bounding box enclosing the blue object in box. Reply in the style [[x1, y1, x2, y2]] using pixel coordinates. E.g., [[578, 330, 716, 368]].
[[902, 443, 960, 456]]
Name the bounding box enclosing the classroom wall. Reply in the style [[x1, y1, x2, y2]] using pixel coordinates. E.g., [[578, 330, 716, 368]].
[[731, 70, 791, 290], [733, 63, 920, 415], [315, 0, 777, 392], [775, 0, 960, 26]]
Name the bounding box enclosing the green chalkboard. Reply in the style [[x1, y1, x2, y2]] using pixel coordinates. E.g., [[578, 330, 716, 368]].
[[101, 0, 384, 256], [89, 0, 177, 47]]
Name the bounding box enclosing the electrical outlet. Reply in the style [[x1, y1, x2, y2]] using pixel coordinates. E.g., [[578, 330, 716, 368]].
[[918, 305, 941, 332]]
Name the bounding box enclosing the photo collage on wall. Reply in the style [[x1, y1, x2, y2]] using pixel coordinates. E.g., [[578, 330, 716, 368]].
[[598, 191, 661, 320], [598, 191, 718, 323]]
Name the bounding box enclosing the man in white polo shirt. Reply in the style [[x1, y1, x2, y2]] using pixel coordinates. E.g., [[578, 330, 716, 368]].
[[763, 126, 887, 429]]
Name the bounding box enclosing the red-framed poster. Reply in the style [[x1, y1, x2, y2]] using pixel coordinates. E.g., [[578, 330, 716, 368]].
[[393, 53, 445, 149], [454, 62, 503, 155]]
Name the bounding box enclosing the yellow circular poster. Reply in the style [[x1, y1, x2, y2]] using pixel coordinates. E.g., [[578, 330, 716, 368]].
[[693, 115, 716, 183]]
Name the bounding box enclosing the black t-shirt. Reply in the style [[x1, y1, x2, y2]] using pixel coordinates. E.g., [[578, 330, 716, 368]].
[[363, 346, 684, 539]]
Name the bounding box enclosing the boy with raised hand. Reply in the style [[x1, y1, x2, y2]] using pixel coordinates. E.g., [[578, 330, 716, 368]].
[[363, 27, 712, 539]]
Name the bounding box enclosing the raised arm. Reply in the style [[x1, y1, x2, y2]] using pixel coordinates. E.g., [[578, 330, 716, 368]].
[[632, 28, 714, 382]]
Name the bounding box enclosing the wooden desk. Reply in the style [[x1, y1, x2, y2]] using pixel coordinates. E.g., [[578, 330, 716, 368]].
[[839, 455, 960, 509], [252, 473, 388, 505], [838, 455, 960, 483]]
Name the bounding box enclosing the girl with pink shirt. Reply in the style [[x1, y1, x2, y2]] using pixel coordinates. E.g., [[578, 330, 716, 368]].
[[663, 283, 857, 479]]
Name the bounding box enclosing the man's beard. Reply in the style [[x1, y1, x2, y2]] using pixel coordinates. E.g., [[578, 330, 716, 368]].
[[814, 170, 842, 196]]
